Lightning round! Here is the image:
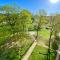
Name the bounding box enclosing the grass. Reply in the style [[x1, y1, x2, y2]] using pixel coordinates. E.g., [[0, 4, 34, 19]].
[[0, 26, 54, 60], [29, 45, 47, 60], [28, 28, 55, 60], [29, 45, 55, 60], [38, 28, 50, 39], [28, 28, 51, 60]]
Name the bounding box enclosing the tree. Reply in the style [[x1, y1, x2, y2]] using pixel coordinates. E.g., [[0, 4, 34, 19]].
[[0, 5, 20, 34], [19, 9, 32, 32], [48, 14, 60, 60], [34, 10, 47, 39]]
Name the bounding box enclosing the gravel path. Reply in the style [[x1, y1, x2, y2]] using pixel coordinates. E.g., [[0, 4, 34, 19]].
[[21, 41, 37, 60]]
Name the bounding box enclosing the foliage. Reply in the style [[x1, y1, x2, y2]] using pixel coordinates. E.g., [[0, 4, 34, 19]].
[[19, 9, 32, 31], [0, 4, 60, 60], [29, 45, 54, 60], [34, 10, 48, 39], [52, 40, 58, 50]]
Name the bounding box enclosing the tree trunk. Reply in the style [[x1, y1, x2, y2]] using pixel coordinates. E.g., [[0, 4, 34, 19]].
[[48, 26, 53, 60]]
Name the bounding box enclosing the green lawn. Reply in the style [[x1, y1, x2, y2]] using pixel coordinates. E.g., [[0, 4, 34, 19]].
[[39, 28, 50, 39], [29, 45, 55, 60], [28, 29, 51, 60], [29, 45, 47, 60], [28, 28, 55, 60]]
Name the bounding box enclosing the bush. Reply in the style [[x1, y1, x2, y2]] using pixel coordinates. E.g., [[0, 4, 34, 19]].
[[52, 41, 58, 50]]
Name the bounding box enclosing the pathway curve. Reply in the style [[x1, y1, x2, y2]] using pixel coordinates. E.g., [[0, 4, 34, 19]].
[[21, 41, 37, 60]]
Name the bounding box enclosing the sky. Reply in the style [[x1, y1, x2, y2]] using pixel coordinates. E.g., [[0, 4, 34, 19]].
[[0, 0, 60, 14]]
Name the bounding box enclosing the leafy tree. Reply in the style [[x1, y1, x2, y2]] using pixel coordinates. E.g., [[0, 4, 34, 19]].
[[34, 10, 47, 39], [48, 14, 60, 60], [0, 5, 20, 34], [19, 9, 32, 32]]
